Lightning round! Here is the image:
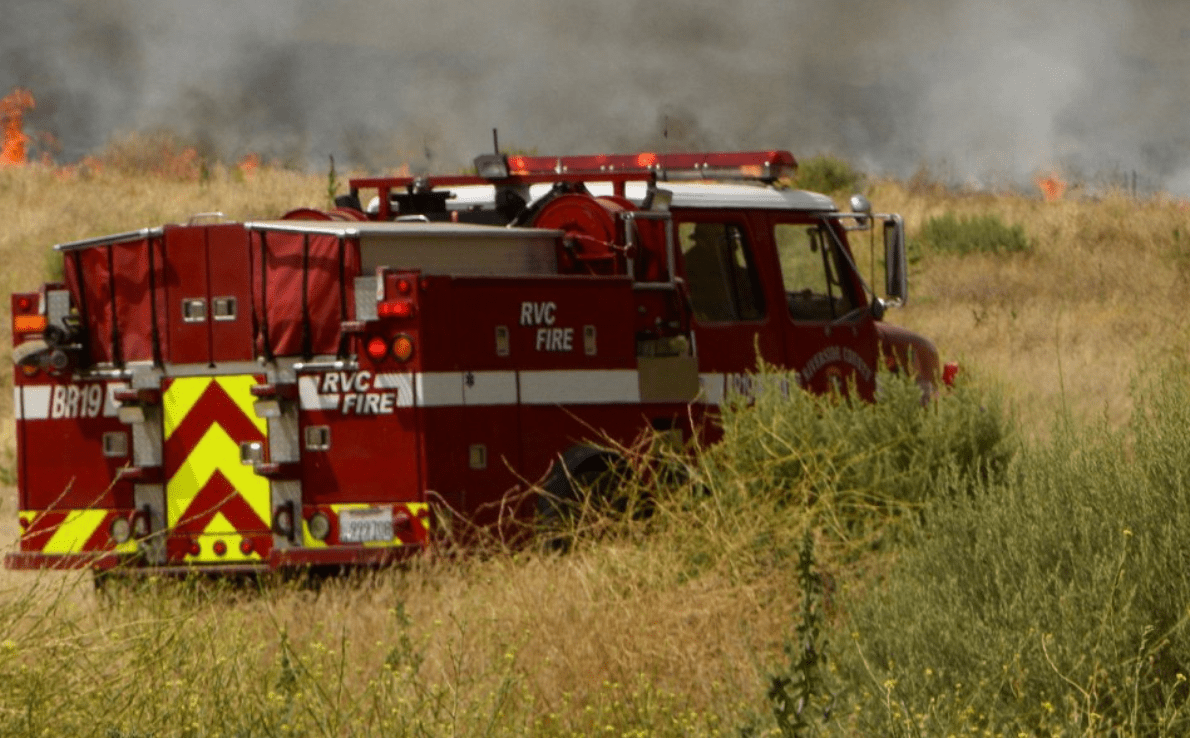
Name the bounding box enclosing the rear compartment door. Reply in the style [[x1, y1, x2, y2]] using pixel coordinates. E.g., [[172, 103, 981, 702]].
[[161, 374, 272, 564], [162, 224, 253, 366]]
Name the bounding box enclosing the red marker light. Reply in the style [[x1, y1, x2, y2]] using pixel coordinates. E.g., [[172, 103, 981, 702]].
[[240, 539, 253, 555], [16, 296, 31, 311], [378, 300, 414, 319], [212, 540, 227, 557], [396, 278, 412, 295]]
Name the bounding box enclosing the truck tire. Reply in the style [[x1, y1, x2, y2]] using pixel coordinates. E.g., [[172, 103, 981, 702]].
[[536, 445, 627, 550]]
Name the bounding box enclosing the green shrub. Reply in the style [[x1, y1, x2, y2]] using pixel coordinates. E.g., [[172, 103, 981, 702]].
[[793, 155, 864, 195], [917, 212, 1032, 255], [636, 364, 1018, 589], [840, 365, 1190, 736]]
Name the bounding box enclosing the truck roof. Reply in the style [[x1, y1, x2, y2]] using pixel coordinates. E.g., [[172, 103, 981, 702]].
[[369, 181, 838, 215]]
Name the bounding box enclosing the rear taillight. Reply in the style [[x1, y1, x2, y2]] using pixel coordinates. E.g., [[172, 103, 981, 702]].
[[212, 540, 228, 557], [239, 539, 253, 555], [365, 336, 389, 360]]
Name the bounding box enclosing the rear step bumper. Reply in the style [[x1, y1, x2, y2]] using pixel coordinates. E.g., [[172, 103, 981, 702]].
[[4, 543, 426, 574]]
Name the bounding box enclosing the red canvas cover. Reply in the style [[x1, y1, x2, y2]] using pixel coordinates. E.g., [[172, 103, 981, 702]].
[[63, 237, 166, 365], [112, 239, 168, 362], [250, 230, 360, 358]]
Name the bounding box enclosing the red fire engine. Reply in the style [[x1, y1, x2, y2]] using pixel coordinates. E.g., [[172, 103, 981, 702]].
[[7, 149, 941, 573]]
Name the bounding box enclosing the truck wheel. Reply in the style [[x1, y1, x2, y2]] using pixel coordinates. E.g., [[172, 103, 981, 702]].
[[536, 446, 628, 551]]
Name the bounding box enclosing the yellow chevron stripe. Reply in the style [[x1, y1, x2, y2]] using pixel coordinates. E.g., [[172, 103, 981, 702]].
[[33, 509, 137, 555], [214, 375, 267, 436], [163, 377, 213, 442], [167, 423, 270, 527]]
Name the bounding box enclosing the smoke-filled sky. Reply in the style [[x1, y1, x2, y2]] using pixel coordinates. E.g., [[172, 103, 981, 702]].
[[5, 0, 1190, 191]]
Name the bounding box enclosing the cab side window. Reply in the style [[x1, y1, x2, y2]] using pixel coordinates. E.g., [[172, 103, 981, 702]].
[[776, 223, 855, 321], [678, 221, 766, 322]]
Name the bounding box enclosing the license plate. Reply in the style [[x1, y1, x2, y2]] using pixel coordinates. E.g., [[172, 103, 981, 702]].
[[338, 506, 393, 543]]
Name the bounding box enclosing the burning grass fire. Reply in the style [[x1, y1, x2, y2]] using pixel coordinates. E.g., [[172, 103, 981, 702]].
[[1035, 172, 1067, 202], [1, 87, 34, 166]]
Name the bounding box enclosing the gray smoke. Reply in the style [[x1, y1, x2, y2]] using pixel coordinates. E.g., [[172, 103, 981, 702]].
[[4, 0, 1190, 192]]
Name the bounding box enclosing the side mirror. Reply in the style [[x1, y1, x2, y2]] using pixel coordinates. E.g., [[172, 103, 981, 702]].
[[883, 215, 908, 306]]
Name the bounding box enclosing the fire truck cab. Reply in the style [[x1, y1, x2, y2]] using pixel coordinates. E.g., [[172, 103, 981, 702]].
[[8, 150, 939, 573]]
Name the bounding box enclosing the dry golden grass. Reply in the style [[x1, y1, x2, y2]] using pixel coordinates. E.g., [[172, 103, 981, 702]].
[[868, 180, 1190, 435]]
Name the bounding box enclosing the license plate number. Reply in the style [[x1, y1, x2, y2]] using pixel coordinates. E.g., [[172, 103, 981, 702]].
[[338, 507, 393, 543]]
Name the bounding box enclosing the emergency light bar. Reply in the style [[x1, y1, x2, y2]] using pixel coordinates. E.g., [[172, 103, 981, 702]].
[[505, 150, 798, 183]]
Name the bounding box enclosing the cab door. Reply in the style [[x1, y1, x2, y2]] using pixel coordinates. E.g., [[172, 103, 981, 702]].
[[770, 216, 879, 398], [673, 213, 785, 399]]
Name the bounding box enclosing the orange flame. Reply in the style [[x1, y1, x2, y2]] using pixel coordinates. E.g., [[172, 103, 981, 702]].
[[1, 87, 35, 166], [1035, 172, 1067, 202], [238, 152, 261, 178]]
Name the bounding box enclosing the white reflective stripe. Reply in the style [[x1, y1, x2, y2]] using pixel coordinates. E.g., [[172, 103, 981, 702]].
[[103, 382, 127, 418], [416, 372, 463, 407], [298, 376, 338, 411], [301, 369, 651, 408], [697, 373, 725, 405], [21, 386, 50, 420], [519, 369, 640, 405], [372, 373, 415, 407], [463, 371, 517, 406]]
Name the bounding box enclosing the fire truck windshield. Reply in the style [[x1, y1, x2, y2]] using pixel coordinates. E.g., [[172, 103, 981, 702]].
[[775, 222, 858, 321]]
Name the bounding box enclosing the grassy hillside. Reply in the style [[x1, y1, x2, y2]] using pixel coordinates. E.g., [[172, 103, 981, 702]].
[[1, 153, 1188, 736]]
